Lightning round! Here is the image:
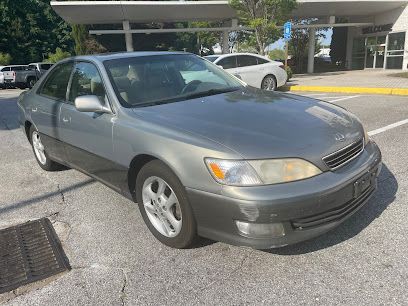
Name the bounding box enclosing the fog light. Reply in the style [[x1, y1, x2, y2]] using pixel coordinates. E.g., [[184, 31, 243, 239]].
[[235, 221, 285, 238]]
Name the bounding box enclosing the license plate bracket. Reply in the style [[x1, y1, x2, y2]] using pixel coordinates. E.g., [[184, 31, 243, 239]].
[[353, 171, 375, 198]]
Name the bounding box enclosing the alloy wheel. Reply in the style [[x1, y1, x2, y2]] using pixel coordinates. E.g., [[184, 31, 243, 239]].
[[262, 76, 276, 91], [142, 176, 182, 238], [32, 131, 46, 165]]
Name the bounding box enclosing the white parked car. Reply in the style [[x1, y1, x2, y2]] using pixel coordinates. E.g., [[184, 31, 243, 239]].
[[204, 53, 287, 91]]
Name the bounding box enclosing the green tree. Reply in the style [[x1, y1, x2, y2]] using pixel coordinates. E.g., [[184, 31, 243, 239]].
[[72, 24, 87, 55], [268, 48, 285, 60], [46, 48, 71, 63], [0, 0, 74, 64], [330, 27, 348, 67], [229, 0, 297, 55], [0, 53, 12, 65]]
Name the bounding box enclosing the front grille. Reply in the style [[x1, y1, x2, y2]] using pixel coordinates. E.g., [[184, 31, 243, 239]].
[[323, 138, 364, 170], [292, 186, 374, 230]]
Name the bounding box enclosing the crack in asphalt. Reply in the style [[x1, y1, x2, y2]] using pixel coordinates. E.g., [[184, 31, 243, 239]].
[[120, 269, 128, 306], [199, 249, 254, 293], [57, 184, 66, 205]]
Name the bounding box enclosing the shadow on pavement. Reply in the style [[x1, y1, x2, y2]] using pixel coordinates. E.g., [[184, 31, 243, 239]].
[[0, 179, 95, 216], [0, 94, 21, 131], [267, 164, 397, 255]]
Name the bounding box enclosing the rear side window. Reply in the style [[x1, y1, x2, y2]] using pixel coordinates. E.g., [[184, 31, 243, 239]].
[[40, 64, 53, 70], [217, 56, 237, 69], [257, 57, 270, 64], [40, 62, 74, 100], [69, 62, 106, 105], [11, 66, 24, 71], [237, 55, 258, 67]]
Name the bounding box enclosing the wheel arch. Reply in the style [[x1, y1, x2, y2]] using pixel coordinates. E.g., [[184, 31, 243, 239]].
[[24, 120, 33, 141], [128, 154, 157, 200]]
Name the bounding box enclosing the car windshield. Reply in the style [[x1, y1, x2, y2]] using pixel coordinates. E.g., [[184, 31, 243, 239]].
[[104, 54, 243, 107]]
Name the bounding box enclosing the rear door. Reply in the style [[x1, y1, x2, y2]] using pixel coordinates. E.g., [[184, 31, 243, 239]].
[[216, 56, 239, 77], [59, 61, 122, 191], [235, 55, 260, 87], [31, 61, 74, 162]]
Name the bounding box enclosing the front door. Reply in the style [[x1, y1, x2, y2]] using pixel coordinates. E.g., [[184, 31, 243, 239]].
[[365, 36, 386, 69], [59, 61, 123, 191]]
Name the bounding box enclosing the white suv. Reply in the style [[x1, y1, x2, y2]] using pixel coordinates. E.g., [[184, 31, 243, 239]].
[[205, 53, 287, 91]]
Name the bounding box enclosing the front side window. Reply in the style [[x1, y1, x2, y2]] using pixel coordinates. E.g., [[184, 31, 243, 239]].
[[69, 62, 106, 105], [217, 56, 237, 69], [40, 62, 74, 100], [104, 54, 243, 107], [237, 55, 258, 67]]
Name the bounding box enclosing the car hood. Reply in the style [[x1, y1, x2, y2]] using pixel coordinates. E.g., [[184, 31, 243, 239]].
[[131, 88, 363, 166]]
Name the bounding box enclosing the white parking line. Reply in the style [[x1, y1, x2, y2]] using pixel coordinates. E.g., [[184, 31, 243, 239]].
[[327, 95, 361, 103], [368, 119, 408, 136]]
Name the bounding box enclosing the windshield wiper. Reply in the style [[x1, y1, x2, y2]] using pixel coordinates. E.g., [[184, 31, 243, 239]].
[[182, 87, 240, 100], [133, 87, 240, 108]]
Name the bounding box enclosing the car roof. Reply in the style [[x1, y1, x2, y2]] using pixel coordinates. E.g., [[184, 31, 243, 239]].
[[60, 51, 192, 63], [3, 65, 28, 67], [207, 53, 271, 61]]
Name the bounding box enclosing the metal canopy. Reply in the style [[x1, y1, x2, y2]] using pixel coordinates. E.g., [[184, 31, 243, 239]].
[[50, 1, 237, 24], [293, 0, 408, 18]]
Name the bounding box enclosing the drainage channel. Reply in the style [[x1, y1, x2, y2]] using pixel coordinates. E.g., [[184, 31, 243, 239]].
[[0, 218, 70, 294]]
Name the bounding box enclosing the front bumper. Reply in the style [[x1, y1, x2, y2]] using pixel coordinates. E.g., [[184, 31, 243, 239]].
[[187, 141, 382, 249]]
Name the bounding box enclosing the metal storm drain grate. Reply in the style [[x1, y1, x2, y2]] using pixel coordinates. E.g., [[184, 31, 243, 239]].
[[0, 218, 70, 294]]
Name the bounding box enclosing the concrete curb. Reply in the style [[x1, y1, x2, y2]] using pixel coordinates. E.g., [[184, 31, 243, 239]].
[[281, 85, 408, 96]]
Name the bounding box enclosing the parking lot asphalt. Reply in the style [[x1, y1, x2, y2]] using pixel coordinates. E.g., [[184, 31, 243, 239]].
[[1, 89, 407, 305]]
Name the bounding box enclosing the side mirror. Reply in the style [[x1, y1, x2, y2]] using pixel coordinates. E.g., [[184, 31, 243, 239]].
[[217, 65, 224, 69], [74, 95, 110, 113]]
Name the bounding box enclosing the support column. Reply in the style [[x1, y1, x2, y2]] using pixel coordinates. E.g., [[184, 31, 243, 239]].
[[123, 20, 134, 52], [222, 30, 229, 54], [307, 28, 316, 74]]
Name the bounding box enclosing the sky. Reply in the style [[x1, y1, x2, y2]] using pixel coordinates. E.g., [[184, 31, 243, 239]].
[[267, 28, 333, 51]]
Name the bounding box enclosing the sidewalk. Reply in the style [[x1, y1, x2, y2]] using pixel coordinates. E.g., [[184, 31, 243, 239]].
[[284, 69, 408, 95]]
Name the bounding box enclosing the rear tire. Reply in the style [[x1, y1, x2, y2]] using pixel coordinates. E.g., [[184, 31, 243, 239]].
[[136, 160, 197, 248], [261, 75, 277, 91], [29, 125, 65, 171]]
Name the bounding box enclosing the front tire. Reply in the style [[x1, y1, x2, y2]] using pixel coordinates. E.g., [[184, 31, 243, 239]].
[[261, 75, 277, 91], [29, 125, 64, 171], [136, 160, 197, 248]]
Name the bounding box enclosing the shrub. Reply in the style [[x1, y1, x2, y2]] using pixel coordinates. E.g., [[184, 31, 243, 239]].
[[46, 48, 71, 63], [285, 66, 293, 81], [0, 53, 12, 65]]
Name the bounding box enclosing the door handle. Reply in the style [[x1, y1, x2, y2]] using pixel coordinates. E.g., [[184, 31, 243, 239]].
[[32, 107, 37, 112], [62, 117, 70, 123]]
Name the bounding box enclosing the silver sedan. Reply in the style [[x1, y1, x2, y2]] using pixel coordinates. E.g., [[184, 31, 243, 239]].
[[18, 52, 382, 249]]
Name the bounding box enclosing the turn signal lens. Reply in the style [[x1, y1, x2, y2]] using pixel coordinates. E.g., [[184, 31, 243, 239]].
[[205, 158, 262, 186]]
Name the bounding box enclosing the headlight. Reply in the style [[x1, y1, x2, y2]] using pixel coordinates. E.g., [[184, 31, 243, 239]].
[[205, 158, 322, 186]]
